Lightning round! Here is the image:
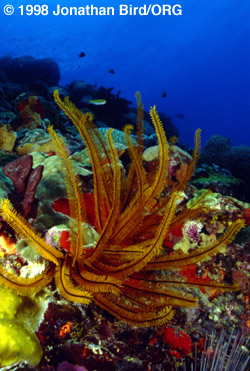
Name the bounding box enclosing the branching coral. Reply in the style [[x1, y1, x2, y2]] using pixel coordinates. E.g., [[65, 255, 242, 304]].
[[0, 91, 245, 327]]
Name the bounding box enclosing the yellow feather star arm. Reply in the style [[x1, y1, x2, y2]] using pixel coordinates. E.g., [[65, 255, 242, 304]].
[[78, 115, 110, 231], [123, 124, 148, 202], [176, 128, 201, 191], [85, 129, 121, 264], [53, 90, 111, 231], [120, 92, 144, 209], [92, 192, 179, 278], [192, 128, 201, 165], [147, 105, 169, 201], [72, 262, 122, 295], [147, 219, 245, 269], [159, 190, 210, 233], [63, 94, 115, 206], [120, 164, 137, 212], [109, 195, 147, 246], [0, 200, 63, 265], [170, 208, 209, 231], [102, 241, 151, 262], [0, 262, 55, 296], [187, 189, 212, 210], [128, 273, 238, 297], [135, 91, 144, 152], [54, 255, 92, 304], [110, 106, 169, 246], [92, 240, 157, 270], [157, 279, 239, 292], [123, 281, 198, 308], [94, 293, 175, 327], [153, 190, 210, 226], [48, 126, 87, 265]]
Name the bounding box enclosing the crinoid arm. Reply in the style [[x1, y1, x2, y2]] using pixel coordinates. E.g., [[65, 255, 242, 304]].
[[0, 199, 63, 265], [122, 124, 148, 204], [53, 90, 114, 232], [54, 255, 92, 305], [125, 271, 238, 307], [84, 129, 122, 265], [123, 276, 198, 308], [0, 262, 55, 296], [147, 219, 245, 270], [48, 125, 87, 266], [175, 128, 201, 191], [94, 292, 175, 327], [108, 105, 170, 247], [90, 191, 180, 279], [72, 262, 122, 295]]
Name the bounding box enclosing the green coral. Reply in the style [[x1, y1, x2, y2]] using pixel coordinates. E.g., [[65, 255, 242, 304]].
[[0, 285, 43, 367]]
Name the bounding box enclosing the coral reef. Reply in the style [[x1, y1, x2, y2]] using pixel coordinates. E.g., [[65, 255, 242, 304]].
[[0, 66, 249, 369], [0, 55, 60, 87], [0, 90, 245, 333], [200, 136, 250, 200]]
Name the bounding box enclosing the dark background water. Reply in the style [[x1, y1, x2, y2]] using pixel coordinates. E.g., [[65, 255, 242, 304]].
[[1, 0, 249, 147]]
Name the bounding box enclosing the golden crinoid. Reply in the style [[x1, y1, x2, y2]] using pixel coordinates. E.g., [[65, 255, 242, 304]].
[[0, 91, 245, 327]]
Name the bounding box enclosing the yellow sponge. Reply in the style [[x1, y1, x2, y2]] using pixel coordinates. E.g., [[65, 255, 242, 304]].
[[0, 285, 43, 367], [0, 319, 42, 367]]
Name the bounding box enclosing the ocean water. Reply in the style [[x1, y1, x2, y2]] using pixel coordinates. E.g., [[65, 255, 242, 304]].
[[0, 0, 249, 145]]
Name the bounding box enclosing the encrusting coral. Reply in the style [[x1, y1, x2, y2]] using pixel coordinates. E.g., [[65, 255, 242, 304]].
[[0, 91, 245, 327]]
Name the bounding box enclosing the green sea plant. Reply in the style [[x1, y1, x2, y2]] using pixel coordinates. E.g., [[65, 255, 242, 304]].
[[0, 91, 245, 327]]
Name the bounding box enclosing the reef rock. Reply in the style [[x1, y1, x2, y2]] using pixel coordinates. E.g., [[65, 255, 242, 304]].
[[0, 55, 60, 87], [200, 135, 250, 200]]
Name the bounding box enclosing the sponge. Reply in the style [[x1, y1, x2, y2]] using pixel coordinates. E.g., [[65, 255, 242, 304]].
[[0, 285, 43, 367]]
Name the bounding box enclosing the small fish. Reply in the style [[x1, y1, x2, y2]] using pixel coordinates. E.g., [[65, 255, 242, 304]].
[[176, 113, 184, 119], [161, 91, 167, 98], [88, 99, 107, 106], [79, 52, 86, 58], [108, 69, 115, 74]]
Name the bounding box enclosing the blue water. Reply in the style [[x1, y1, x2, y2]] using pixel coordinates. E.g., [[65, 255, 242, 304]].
[[1, 0, 249, 146]]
